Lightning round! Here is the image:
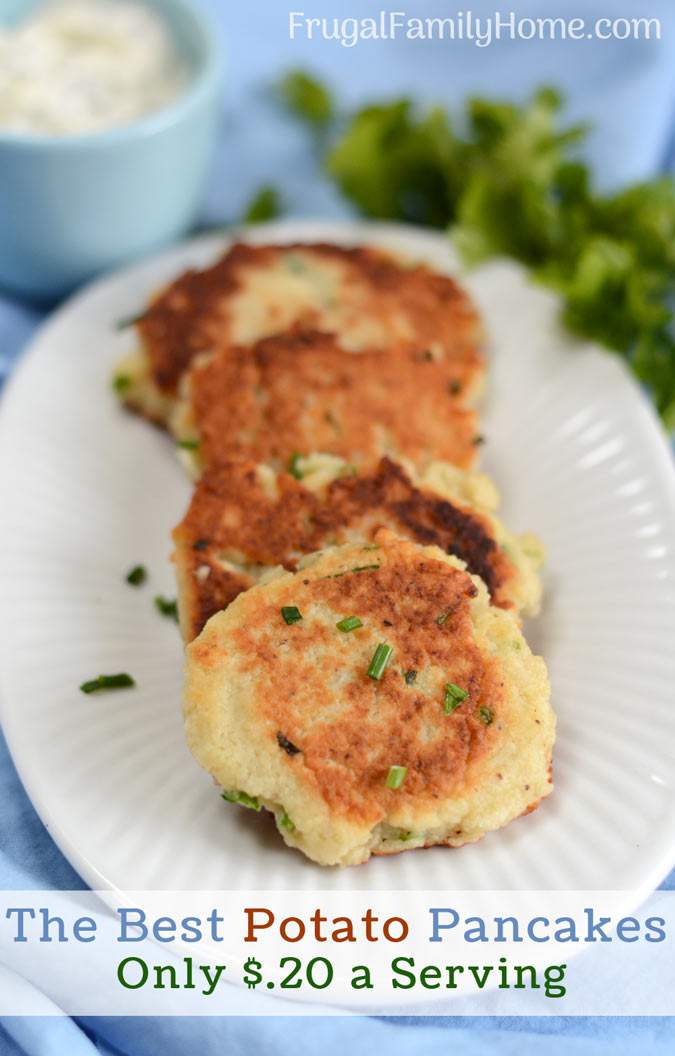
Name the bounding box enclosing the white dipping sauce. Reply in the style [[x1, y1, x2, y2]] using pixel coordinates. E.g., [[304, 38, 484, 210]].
[[0, 0, 186, 136]]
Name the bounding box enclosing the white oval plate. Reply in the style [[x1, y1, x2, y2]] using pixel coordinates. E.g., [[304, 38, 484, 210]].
[[0, 220, 674, 895]]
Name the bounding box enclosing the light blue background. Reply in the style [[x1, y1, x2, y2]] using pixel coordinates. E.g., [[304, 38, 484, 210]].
[[1, 1, 675, 1052]]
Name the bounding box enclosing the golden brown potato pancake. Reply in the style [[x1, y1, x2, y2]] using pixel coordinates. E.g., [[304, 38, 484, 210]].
[[117, 241, 484, 423], [173, 457, 542, 641], [184, 530, 554, 866], [171, 328, 480, 475]]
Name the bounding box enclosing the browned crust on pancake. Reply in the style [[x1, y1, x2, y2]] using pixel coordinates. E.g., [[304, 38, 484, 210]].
[[136, 242, 484, 395], [189, 531, 500, 824], [173, 457, 518, 640], [188, 328, 478, 472]]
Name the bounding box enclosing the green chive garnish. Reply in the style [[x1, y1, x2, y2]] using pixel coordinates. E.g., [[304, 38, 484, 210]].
[[126, 565, 146, 586], [177, 438, 200, 451], [444, 682, 469, 714], [112, 374, 131, 394], [80, 673, 135, 694], [437, 612, 449, 626], [222, 790, 260, 810], [288, 452, 303, 479], [281, 606, 303, 625], [386, 765, 407, 790], [279, 811, 296, 832], [404, 669, 417, 685], [336, 616, 363, 633], [398, 830, 413, 841], [321, 563, 380, 581], [285, 254, 307, 275], [478, 706, 493, 725], [367, 642, 393, 680], [243, 185, 281, 224], [340, 463, 358, 477], [155, 596, 179, 621]]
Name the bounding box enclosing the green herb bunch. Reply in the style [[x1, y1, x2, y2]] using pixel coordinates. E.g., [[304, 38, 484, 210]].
[[280, 71, 675, 427]]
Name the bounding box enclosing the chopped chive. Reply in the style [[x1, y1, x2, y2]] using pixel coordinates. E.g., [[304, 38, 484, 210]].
[[472, 435, 486, 446], [340, 463, 358, 477], [154, 595, 179, 621], [436, 611, 450, 626], [367, 642, 393, 680], [285, 254, 307, 274], [243, 185, 281, 224], [112, 373, 131, 394], [478, 706, 493, 725], [288, 452, 304, 479], [398, 830, 413, 841], [80, 673, 135, 694], [444, 682, 469, 714], [277, 731, 301, 755], [321, 563, 381, 580], [222, 789, 260, 810], [336, 615, 363, 633], [404, 669, 417, 685], [126, 565, 146, 586], [386, 765, 407, 790], [281, 605, 303, 625], [177, 438, 200, 451], [115, 311, 146, 331], [279, 811, 296, 833]]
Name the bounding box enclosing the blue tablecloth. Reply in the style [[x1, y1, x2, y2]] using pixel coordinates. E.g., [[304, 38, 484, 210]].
[[2, 1, 675, 1052]]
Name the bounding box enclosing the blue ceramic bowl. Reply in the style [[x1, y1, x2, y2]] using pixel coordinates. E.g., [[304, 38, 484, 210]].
[[0, 0, 223, 301]]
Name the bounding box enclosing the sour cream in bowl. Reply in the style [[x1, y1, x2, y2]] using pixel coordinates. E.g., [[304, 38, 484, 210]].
[[0, 0, 223, 300], [0, 0, 188, 136]]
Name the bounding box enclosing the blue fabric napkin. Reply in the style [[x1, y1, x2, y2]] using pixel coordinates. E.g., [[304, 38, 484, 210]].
[[1, 1, 675, 1051]]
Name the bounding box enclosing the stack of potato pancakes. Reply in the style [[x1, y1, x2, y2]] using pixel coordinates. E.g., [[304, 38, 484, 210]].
[[117, 240, 554, 867]]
